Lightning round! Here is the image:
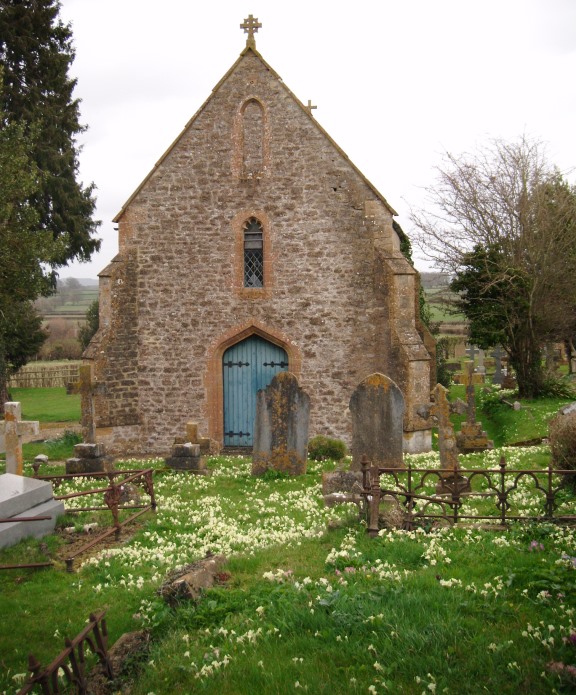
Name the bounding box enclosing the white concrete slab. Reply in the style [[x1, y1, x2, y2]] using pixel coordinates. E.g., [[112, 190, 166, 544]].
[[0, 473, 54, 520], [0, 498, 64, 549]]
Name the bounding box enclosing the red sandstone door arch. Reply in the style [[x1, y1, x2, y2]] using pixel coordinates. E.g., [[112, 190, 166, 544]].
[[206, 322, 302, 447]]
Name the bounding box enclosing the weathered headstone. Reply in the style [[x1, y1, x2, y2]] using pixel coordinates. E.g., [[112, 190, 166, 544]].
[[0, 402, 40, 475], [476, 349, 486, 375], [491, 346, 505, 386], [455, 363, 494, 453], [66, 442, 114, 474], [0, 473, 64, 549], [349, 373, 404, 471], [252, 372, 310, 476], [165, 442, 209, 474], [460, 367, 484, 387]]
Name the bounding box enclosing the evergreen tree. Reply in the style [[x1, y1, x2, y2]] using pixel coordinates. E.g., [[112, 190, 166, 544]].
[[0, 1, 100, 405], [0, 69, 50, 406], [78, 299, 99, 351], [0, 0, 100, 268]]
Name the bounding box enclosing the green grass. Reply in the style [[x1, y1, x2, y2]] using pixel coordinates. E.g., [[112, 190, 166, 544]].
[[449, 385, 572, 447], [0, 453, 575, 694], [1, 390, 575, 693], [8, 387, 80, 423]]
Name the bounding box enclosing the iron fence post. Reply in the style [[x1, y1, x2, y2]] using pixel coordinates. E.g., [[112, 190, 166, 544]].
[[499, 456, 507, 524]]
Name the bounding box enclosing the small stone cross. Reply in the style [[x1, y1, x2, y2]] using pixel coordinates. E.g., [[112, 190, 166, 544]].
[[465, 344, 478, 362], [306, 100, 317, 113], [429, 385, 471, 493], [240, 15, 262, 48], [429, 384, 460, 475], [0, 402, 40, 475], [69, 365, 104, 444]]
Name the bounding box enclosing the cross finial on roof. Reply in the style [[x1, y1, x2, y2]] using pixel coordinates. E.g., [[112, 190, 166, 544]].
[[240, 14, 262, 48]]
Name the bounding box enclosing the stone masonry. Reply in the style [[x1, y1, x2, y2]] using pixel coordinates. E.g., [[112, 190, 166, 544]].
[[85, 20, 434, 456]]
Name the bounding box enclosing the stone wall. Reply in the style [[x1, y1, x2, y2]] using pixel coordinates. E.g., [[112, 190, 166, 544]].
[[88, 47, 433, 455]]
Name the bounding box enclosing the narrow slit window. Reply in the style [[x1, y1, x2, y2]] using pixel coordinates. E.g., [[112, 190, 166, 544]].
[[243, 217, 264, 287]]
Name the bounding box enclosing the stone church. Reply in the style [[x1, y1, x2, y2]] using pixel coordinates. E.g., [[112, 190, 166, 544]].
[[85, 16, 435, 456]]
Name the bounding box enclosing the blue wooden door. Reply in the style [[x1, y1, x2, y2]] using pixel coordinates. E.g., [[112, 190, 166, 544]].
[[223, 336, 288, 447]]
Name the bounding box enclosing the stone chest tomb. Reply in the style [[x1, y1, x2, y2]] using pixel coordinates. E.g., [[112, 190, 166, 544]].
[[85, 16, 435, 456]]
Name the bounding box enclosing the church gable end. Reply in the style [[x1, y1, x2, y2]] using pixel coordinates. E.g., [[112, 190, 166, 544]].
[[88, 16, 433, 456]]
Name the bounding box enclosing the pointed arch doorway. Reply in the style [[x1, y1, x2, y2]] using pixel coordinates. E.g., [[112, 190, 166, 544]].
[[222, 335, 288, 447]]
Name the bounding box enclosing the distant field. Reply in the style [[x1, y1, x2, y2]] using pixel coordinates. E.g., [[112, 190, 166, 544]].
[[35, 281, 98, 318], [422, 275, 466, 325]]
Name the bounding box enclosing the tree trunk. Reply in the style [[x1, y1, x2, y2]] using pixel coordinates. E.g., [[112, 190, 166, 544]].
[[0, 351, 8, 414], [509, 338, 545, 399]]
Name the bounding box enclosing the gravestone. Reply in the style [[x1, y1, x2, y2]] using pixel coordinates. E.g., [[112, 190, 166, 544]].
[[349, 373, 404, 471], [491, 346, 505, 386], [252, 372, 310, 476], [429, 384, 471, 495], [476, 349, 486, 375], [66, 365, 112, 473], [460, 367, 484, 387], [165, 422, 219, 473], [465, 344, 478, 363], [185, 421, 221, 456], [68, 364, 104, 444], [165, 442, 209, 474], [0, 402, 40, 475], [0, 473, 64, 549], [66, 442, 114, 474], [455, 363, 493, 453]]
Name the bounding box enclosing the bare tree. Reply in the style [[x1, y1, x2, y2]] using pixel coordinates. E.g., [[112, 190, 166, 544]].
[[411, 136, 576, 397]]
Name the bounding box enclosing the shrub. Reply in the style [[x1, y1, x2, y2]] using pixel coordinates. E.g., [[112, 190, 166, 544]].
[[549, 403, 576, 491], [476, 385, 517, 416], [308, 435, 347, 461]]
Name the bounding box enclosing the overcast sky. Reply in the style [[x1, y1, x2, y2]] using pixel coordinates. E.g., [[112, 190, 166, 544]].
[[57, 0, 576, 279]]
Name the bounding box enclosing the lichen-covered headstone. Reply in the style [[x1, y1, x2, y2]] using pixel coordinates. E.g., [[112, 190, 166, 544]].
[[349, 373, 404, 470], [252, 372, 310, 476]]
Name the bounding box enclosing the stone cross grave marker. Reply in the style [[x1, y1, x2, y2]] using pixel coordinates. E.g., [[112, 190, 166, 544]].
[[465, 344, 478, 362], [252, 372, 310, 476], [0, 402, 40, 476], [68, 364, 104, 443], [455, 363, 493, 453], [349, 373, 404, 471], [491, 346, 505, 385], [429, 384, 471, 494]]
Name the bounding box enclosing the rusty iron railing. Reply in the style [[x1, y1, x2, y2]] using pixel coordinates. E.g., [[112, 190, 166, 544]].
[[16, 611, 112, 694], [361, 455, 576, 536], [34, 469, 157, 571]]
